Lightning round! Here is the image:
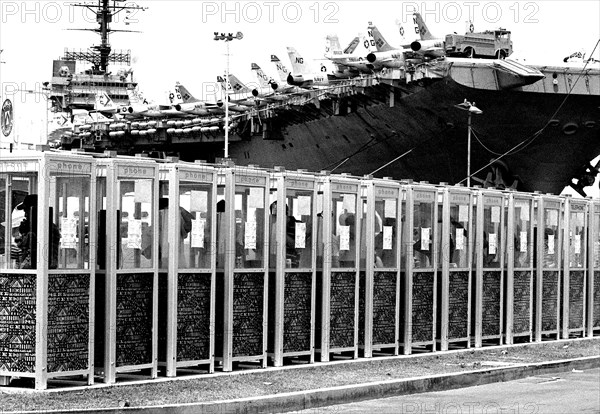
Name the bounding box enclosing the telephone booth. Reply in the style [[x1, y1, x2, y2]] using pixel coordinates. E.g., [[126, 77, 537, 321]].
[[315, 173, 360, 362], [401, 184, 438, 354], [0, 151, 96, 390], [587, 199, 600, 337], [473, 189, 506, 347], [267, 169, 317, 366], [534, 194, 563, 341], [215, 166, 269, 371], [94, 156, 159, 384], [562, 196, 588, 338], [157, 161, 217, 376], [359, 177, 402, 357], [437, 185, 473, 351], [505, 191, 534, 344]]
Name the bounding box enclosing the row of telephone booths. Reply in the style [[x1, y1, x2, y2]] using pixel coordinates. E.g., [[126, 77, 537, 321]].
[[0, 151, 598, 389]]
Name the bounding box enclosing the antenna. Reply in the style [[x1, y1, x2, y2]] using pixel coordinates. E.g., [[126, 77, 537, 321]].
[[64, 0, 147, 74]]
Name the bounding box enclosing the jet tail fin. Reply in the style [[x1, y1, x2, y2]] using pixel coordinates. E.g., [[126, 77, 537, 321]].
[[287, 47, 310, 75], [342, 36, 360, 55], [271, 54, 289, 82], [252, 63, 272, 89], [325, 34, 342, 58], [175, 83, 198, 103], [227, 74, 252, 94], [367, 24, 395, 52], [413, 12, 435, 40], [127, 88, 150, 105], [354, 34, 375, 55], [94, 91, 117, 112]]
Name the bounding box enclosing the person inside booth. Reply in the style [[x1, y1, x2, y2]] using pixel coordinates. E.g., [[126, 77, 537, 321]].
[[270, 201, 300, 267], [10, 195, 61, 269], [155, 198, 194, 268]]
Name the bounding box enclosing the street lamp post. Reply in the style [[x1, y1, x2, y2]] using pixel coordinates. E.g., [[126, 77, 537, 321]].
[[214, 31, 243, 160], [454, 99, 483, 187]]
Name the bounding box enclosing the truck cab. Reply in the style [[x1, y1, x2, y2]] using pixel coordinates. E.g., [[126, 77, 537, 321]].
[[445, 29, 512, 59]]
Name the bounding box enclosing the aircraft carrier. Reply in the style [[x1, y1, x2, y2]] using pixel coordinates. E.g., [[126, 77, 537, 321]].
[[44, 0, 600, 196]]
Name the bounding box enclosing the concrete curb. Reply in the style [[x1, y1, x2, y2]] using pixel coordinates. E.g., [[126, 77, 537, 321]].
[[42, 355, 599, 414]]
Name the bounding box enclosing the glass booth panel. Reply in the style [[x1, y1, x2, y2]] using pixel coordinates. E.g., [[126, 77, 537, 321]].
[[375, 198, 398, 268], [269, 189, 314, 269], [50, 175, 91, 270], [333, 192, 358, 269], [542, 206, 560, 268], [118, 179, 154, 269], [286, 191, 313, 268], [1, 175, 36, 270], [413, 200, 434, 269], [594, 209, 600, 269], [158, 181, 169, 270], [0, 176, 5, 268], [178, 182, 213, 269], [569, 208, 586, 268], [235, 185, 266, 269], [482, 202, 503, 268], [449, 199, 470, 269], [513, 199, 532, 268]]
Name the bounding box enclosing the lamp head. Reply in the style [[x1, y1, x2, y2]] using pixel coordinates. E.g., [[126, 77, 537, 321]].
[[469, 104, 483, 115]]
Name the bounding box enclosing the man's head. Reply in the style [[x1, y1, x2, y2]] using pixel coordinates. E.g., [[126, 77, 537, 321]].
[[16, 195, 38, 213]]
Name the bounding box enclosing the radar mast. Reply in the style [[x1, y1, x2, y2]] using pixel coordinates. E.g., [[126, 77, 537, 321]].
[[65, 0, 146, 74]]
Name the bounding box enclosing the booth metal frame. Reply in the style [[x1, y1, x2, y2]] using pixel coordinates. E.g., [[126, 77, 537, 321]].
[[473, 189, 506, 347], [360, 177, 402, 357], [0, 151, 97, 389], [562, 196, 588, 338], [401, 183, 439, 354], [158, 161, 217, 376], [438, 185, 474, 351], [534, 194, 564, 341], [268, 169, 318, 366], [316, 173, 361, 362], [505, 191, 535, 344], [588, 199, 600, 337], [216, 166, 269, 371], [95, 155, 159, 384]]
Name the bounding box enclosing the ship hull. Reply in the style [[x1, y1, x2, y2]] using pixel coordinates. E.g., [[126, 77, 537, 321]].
[[196, 77, 600, 195]]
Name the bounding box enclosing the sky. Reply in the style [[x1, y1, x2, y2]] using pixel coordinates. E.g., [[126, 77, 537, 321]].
[[1, 0, 599, 194]]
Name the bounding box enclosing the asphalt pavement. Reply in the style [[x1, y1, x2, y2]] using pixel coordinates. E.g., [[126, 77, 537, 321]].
[[292, 367, 600, 414]]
